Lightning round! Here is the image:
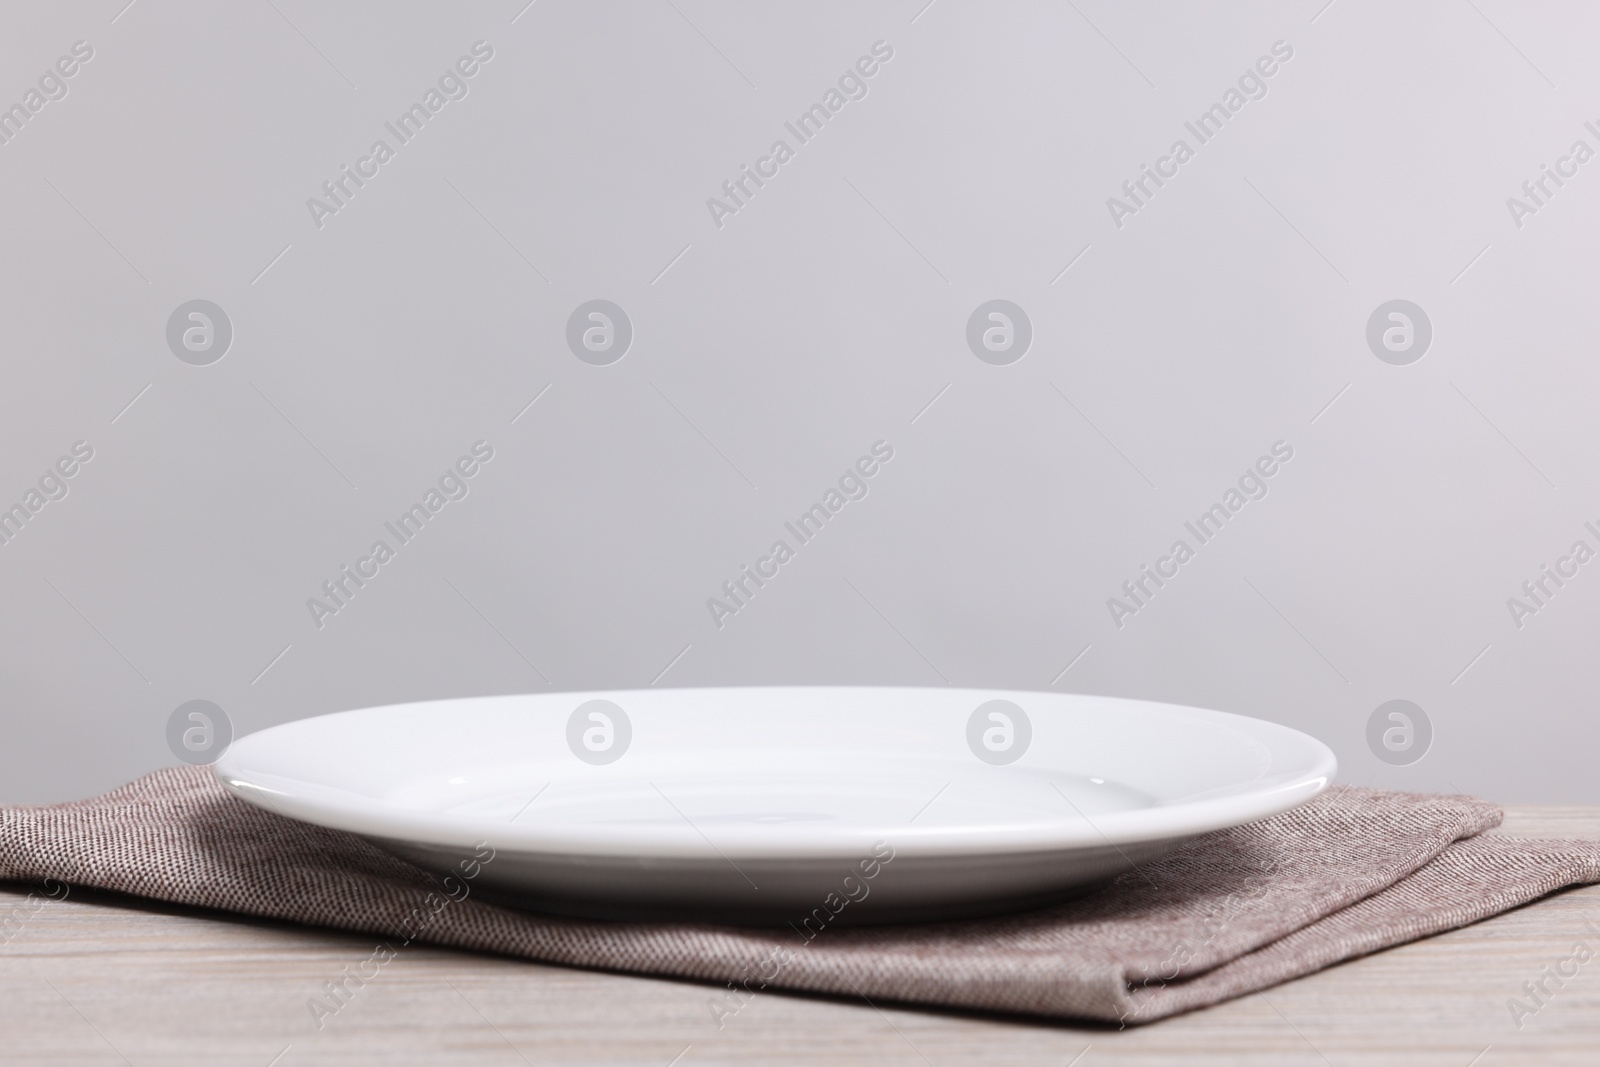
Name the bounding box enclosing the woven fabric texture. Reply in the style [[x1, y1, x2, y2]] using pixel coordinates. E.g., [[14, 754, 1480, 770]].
[[4, 768, 1598, 1023]]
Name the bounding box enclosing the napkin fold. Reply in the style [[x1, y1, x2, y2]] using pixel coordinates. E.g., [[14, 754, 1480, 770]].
[[3, 768, 1599, 1024]]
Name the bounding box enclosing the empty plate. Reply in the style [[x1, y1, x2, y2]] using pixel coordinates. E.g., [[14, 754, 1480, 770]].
[[213, 687, 1335, 925]]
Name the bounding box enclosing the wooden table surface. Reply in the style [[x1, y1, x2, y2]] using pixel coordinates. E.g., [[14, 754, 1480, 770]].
[[2, 806, 1599, 1066]]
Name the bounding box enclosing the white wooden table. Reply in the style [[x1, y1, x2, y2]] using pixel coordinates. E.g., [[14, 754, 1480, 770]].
[[2, 807, 1598, 1066]]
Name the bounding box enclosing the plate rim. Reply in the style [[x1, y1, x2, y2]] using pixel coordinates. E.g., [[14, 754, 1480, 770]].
[[213, 686, 1337, 860]]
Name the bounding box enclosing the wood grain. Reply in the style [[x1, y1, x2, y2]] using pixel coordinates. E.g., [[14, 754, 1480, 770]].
[[0, 807, 1596, 1065]]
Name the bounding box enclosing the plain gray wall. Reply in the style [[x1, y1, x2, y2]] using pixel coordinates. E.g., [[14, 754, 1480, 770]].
[[2, 0, 1595, 804]]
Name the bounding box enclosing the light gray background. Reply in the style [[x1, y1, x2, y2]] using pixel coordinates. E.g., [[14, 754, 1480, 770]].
[[1, 0, 1594, 804]]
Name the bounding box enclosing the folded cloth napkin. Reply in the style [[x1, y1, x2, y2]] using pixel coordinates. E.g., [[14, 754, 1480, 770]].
[[3, 767, 1599, 1024]]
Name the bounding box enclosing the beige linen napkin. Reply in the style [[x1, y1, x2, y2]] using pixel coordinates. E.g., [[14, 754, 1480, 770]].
[[3, 767, 1598, 1024]]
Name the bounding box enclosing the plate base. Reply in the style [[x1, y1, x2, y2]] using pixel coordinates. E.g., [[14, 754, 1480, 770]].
[[381, 834, 1181, 926]]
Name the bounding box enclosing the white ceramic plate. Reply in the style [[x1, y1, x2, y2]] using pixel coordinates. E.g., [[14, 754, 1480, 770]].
[[214, 687, 1335, 925]]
